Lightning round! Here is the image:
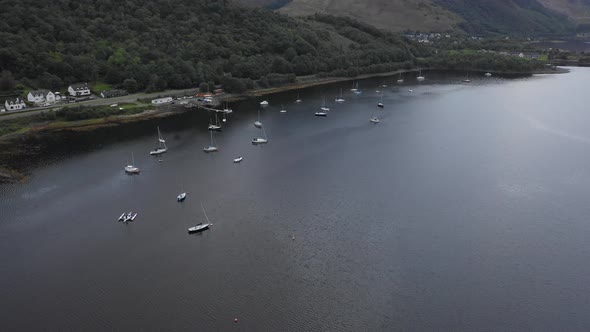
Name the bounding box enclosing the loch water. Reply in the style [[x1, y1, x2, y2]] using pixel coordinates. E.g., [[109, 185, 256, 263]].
[[2, 68, 590, 331]]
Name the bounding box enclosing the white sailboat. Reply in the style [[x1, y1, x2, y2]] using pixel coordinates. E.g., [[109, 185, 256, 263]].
[[124, 152, 140, 174], [315, 97, 329, 116], [417, 68, 425, 81], [260, 100, 269, 106], [208, 112, 222, 131], [397, 73, 404, 83], [233, 156, 243, 163], [254, 108, 262, 128], [485, 72, 492, 77], [252, 125, 268, 144], [203, 131, 218, 152], [353, 82, 362, 94], [350, 81, 358, 92], [377, 93, 384, 108], [149, 127, 168, 155], [188, 202, 212, 233], [335, 88, 345, 103], [463, 73, 471, 83], [280, 104, 287, 113], [295, 92, 302, 103], [223, 102, 233, 114]]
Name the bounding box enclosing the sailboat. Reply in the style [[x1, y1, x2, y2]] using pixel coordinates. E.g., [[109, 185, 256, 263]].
[[463, 73, 471, 83], [377, 93, 384, 108], [335, 88, 345, 103], [315, 97, 329, 116], [208, 112, 222, 131], [203, 131, 218, 152], [397, 73, 404, 83], [353, 82, 362, 94], [260, 100, 269, 106], [177, 185, 187, 202], [252, 125, 268, 144], [254, 109, 262, 128], [295, 92, 302, 103], [223, 102, 233, 114], [280, 104, 287, 113], [188, 202, 212, 233], [149, 127, 168, 155], [350, 81, 358, 92], [417, 68, 425, 81], [124, 152, 140, 174], [485, 72, 492, 77]]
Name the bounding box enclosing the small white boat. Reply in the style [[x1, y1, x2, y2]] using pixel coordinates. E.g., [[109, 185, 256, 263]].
[[350, 81, 358, 92], [280, 104, 287, 113], [252, 137, 268, 144], [381, 84, 388, 88], [188, 203, 212, 233], [149, 127, 168, 155], [417, 67, 425, 81], [130, 213, 137, 221], [377, 102, 384, 108], [208, 113, 222, 131], [295, 92, 302, 103], [319, 97, 330, 113], [233, 157, 243, 163], [177, 192, 187, 202], [485, 72, 492, 77], [188, 223, 210, 233], [203, 131, 218, 153], [397, 73, 404, 83], [223, 102, 233, 114], [463, 73, 471, 83], [408, 89, 414, 92], [124, 153, 140, 174], [254, 109, 262, 128], [376, 90, 381, 93], [315, 111, 327, 117], [335, 88, 345, 103], [260, 100, 269, 106], [370, 117, 380, 124], [118, 213, 125, 221]]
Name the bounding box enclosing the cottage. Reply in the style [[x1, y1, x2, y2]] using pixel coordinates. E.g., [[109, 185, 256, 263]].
[[151, 97, 173, 104], [68, 83, 91, 97], [4, 97, 26, 111], [27, 90, 56, 104], [100, 89, 128, 98]]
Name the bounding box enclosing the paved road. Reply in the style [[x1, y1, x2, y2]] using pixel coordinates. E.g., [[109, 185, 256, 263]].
[[0, 88, 200, 120]]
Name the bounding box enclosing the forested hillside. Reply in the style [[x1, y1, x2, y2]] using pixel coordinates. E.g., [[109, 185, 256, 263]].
[[0, 0, 414, 93]]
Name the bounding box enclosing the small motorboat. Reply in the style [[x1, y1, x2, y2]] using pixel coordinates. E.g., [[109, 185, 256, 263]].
[[254, 121, 262, 128], [203, 146, 218, 152], [124, 165, 140, 174], [252, 137, 268, 144], [260, 100, 269, 106], [314, 111, 327, 117], [233, 157, 243, 163], [485, 72, 492, 77], [377, 102, 384, 108], [177, 192, 187, 202], [370, 117, 380, 124], [408, 89, 414, 92], [188, 223, 210, 233]]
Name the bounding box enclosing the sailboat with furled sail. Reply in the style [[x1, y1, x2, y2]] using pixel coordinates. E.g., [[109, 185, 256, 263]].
[[149, 126, 167, 155], [208, 112, 222, 131], [203, 131, 218, 152]]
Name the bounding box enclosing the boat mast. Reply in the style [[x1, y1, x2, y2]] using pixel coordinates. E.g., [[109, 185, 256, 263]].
[[201, 202, 211, 223]]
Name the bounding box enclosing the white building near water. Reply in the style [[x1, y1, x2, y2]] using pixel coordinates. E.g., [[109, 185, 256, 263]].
[[27, 90, 56, 104], [68, 83, 91, 97], [151, 97, 173, 104], [4, 97, 26, 111]]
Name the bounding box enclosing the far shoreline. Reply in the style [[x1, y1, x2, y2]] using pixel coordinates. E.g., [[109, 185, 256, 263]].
[[0, 66, 569, 142]]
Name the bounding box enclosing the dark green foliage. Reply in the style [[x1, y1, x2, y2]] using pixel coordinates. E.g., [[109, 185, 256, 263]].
[[0, 70, 16, 91], [0, 0, 414, 93]]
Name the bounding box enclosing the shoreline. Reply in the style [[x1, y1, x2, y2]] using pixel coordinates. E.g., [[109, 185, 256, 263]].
[[0, 66, 568, 144]]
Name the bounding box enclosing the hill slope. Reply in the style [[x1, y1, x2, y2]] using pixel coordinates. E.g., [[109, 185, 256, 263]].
[[0, 0, 415, 92], [537, 0, 590, 26], [278, 0, 575, 35], [280, 0, 460, 32]]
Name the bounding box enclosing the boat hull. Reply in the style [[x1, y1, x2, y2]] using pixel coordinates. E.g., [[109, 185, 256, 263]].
[[188, 224, 210, 233], [150, 149, 167, 155]]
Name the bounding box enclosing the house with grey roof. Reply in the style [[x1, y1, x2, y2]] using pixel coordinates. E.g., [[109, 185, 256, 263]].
[[4, 97, 26, 111], [68, 83, 91, 97]]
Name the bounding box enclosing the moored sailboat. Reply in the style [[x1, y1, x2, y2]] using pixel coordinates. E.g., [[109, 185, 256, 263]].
[[149, 127, 168, 155]]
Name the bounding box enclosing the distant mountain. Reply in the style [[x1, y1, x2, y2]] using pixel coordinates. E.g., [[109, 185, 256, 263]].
[[537, 0, 590, 27], [272, 0, 576, 35], [279, 0, 461, 33]]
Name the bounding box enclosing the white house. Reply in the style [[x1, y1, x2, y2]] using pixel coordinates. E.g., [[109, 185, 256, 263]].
[[27, 90, 56, 104], [4, 97, 26, 111], [68, 83, 91, 97], [151, 97, 173, 104]]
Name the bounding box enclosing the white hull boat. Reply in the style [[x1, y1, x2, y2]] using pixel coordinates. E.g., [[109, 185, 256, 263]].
[[233, 157, 243, 163], [150, 127, 168, 155], [260, 100, 269, 106], [177, 192, 187, 202]]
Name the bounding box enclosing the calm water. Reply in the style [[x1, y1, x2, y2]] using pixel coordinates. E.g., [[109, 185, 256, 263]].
[[2, 68, 590, 331]]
